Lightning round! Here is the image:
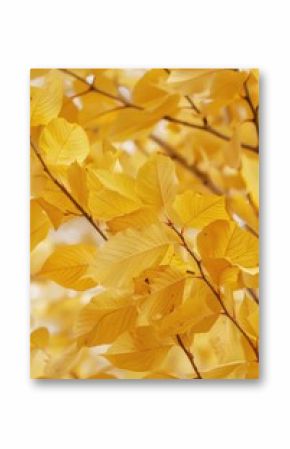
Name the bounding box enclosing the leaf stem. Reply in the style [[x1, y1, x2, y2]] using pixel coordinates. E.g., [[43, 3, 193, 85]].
[[30, 139, 108, 241]]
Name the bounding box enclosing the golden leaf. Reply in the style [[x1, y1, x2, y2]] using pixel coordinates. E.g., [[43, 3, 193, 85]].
[[173, 191, 229, 228], [30, 69, 63, 126], [39, 118, 90, 165], [94, 224, 178, 288], [30, 199, 51, 251], [76, 293, 137, 346], [197, 220, 259, 268], [158, 279, 221, 336], [136, 154, 178, 211], [104, 326, 172, 372], [39, 244, 98, 290]]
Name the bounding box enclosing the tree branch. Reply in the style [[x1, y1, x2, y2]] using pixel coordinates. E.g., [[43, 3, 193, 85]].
[[246, 288, 259, 305], [60, 69, 258, 154], [176, 334, 202, 379], [150, 134, 222, 195], [244, 78, 259, 138], [167, 221, 259, 361], [30, 139, 108, 241]]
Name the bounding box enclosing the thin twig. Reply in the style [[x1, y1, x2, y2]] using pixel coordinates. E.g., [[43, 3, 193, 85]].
[[68, 88, 93, 100], [244, 224, 259, 238], [167, 221, 259, 361], [246, 288, 259, 305], [244, 78, 259, 137], [164, 115, 258, 153], [184, 95, 200, 114], [176, 334, 202, 379], [60, 68, 141, 109], [30, 139, 108, 241], [150, 134, 222, 195]]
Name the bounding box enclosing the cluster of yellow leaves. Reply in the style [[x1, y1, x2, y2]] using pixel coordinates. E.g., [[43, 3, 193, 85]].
[[30, 68, 259, 379]]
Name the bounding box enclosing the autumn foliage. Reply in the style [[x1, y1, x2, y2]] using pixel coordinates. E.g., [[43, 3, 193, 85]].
[[30, 68, 259, 379]]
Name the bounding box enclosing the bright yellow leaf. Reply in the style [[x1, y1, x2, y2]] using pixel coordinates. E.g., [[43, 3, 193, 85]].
[[136, 154, 178, 211], [39, 244, 98, 290], [173, 191, 229, 228], [39, 118, 90, 165], [30, 199, 51, 251], [197, 219, 259, 268], [94, 224, 178, 288], [30, 69, 63, 126]]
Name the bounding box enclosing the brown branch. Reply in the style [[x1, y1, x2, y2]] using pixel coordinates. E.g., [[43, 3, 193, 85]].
[[150, 134, 222, 195], [164, 115, 258, 154], [246, 288, 259, 305], [60, 69, 258, 154], [176, 334, 202, 379], [244, 223, 259, 238], [68, 88, 93, 100], [30, 139, 108, 241], [167, 221, 259, 361], [244, 79, 259, 137], [184, 95, 200, 115]]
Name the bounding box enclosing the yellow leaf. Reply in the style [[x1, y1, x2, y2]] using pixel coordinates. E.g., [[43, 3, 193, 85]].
[[202, 258, 241, 289], [167, 69, 247, 113], [197, 220, 259, 268], [136, 154, 178, 211], [226, 194, 259, 235], [30, 349, 49, 379], [88, 189, 140, 221], [30, 69, 63, 126], [67, 162, 88, 206], [87, 168, 141, 220], [95, 224, 178, 288], [77, 294, 137, 346], [241, 151, 259, 208], [202, 70, 247, 114], [237, 295, 259, 341], [30, 199, 51, 251], [39, 244, 98, 290], [30, 327, 50, 350], [39, 118, 90, 165], [137, 265, 187, 322], [44, 344, 80, 379], [97, 94, 179, 141], [241, 271, 259, 289], [167, 69, 216, 96], [173, 191, 229, 228], [40, 177, 79, 216], [223, 128, 241, 169], [91, 169, 139, 201], [107, 206, 157, 233], [158, 279, 221, 336], [201, 361, 258, 379], [194, 315, 248, 371], [104, 326, 172, 372], [133, 69, 169, 107], [36, 198, 64, 229]]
